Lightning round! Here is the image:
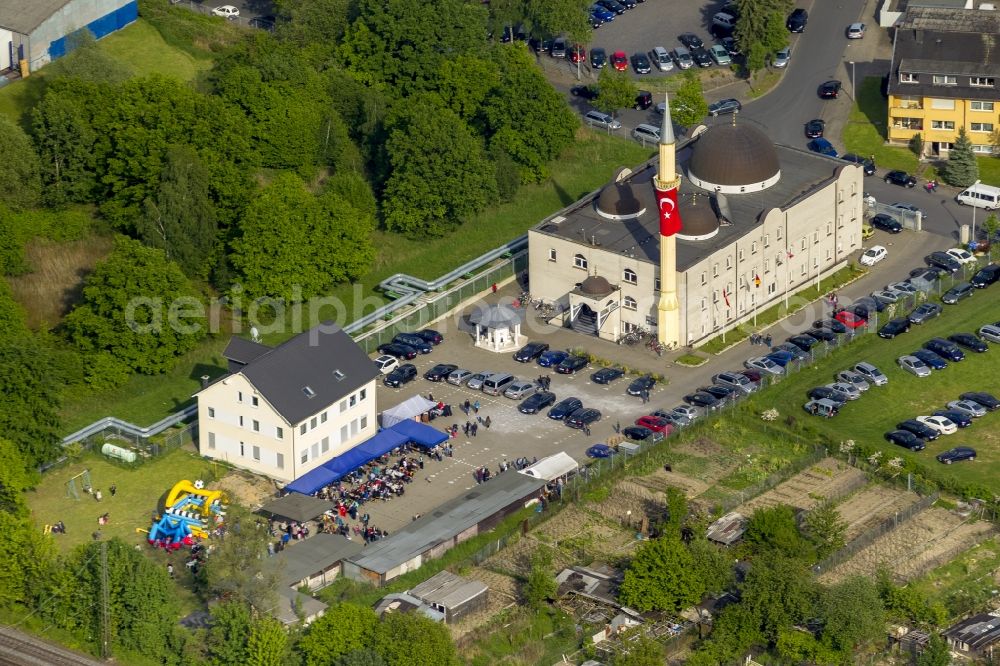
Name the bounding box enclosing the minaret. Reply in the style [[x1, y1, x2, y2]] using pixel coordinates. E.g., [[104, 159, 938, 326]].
[[654, 94, 682, 347]]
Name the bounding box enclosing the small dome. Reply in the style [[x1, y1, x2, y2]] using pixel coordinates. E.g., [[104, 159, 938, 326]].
[[687, 123, 780, 193], [596, 183, 645, 220], [579, 275, 613, 296], [677, 193, 720, 241]]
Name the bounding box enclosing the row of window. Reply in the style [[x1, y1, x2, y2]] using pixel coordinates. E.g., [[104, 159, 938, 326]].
[[548, 249, 660, 289], [894, 118, 995, 133], [204, 415, 370, 469], [899, 73, 995, 88]]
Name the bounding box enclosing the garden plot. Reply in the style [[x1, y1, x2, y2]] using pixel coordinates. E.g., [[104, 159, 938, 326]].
[[450, 568, 519, 641], [737, 458, 866, 514], [834, 484, 923, 542], [819, 507, 997, 584]]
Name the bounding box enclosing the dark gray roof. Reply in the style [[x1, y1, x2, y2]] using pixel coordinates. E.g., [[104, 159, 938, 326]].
[[408, 570, 487, 608], [345, 471, 545, 575], [889, 10, 1000, 101], [274, 587, 328, 624], [258, 494, 335, 522], [223, 337, 272, 373], [227, 323, 378, 426], [0, 0, 71, 34], [274, 533, 364, 586], [944, 613, 1000, 651], [468, 303, 524, 327], [532, 135, 848, 273]]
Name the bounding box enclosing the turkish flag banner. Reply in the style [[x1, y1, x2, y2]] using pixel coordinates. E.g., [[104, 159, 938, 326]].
[[654, 185, 682, 237]]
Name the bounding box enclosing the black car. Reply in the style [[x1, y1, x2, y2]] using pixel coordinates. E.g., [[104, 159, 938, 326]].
[[570, 85, 599, 100], [787, 8, 808, 31], [590, 47, 607, 69], [910, 265, 945, 280], [700, 384, 740, 402], [937, 447, 976, 464], [819, 80, 842, 99], [813, 318, 848, 334], [383, 363, 417, 388], [924, 338, 965, 362], [805, 328, 838, 343], [942, 282, 974, 304], [377, 342, 417, 360], [423, 363, 458, 381], [591, 367, 625, 384], [678, 32, 704, 49], [620, 0, 637, 7], [972, 264, 1000, 288], [623, 425, 655, 441], [556, 355, 588, 374], [933, 409, 972, 428], [786, 335, 820, 352], [870, 214, 902, 233], [884, 170, 917, 188], [692, 46, 713, 67], [773, 342, 809, 360], [840, 153, 876, 176], [913, 348, 948, 369], [565, 407, 602, 428], [949, 333, 988, 353], [805, 119, 825, 138], [807, 387, 847, 407], [897, 419, 940, 441], [548, 397, 583, 420], [514, 341, 549, 362], [627, 375, 656, 396], [416, 329, 443, 345], [960, 391, 1000, 411], [708, 98, 742, 116], [684, 391, 722, 410], [631, 52, 652, 73], [518, 391, 556, 414], [925, 251, 961, 273], [393, 333, 433, 354], [908, 302, 943, 324], [721, 36, 739, 55], [634, 90, 653, 110], [855, 295, 886, 313], [599, 0, 625, 13], [878, 318, 911, 339], [885, 430, 926, 451]]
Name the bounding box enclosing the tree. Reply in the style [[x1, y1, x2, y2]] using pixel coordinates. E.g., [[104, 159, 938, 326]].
[[594, 67, 638, 118], [610, 630, 664, 666], [0, 337, 66, 467], [619, 535, 705, 612], [274, 0, 352, 49], [206, 601, 253, 665], [336, 650, 387, 666], [0, 438, 53, 610], [775, 626, 838, 664], [909, 132, 924, 158], [382, 97, 497, 236], [246, 616, 288, 666], [298, 603, 380, 666], [202, 503, 280, 615], [436, 54, 500, 121], [0, 115, 42, 210], [743, 504, 811, 559], [525, 0, 592, 45], [688, 538, 735, 595], [917, 634, 951, 666], [662, 487, 688, 535], [671, 72, 710, 128], [524, 560, 558, 609], [139, 144, 218, 279], [802, 504, 847, 559], [734, 0, 789, 72], [30, 79, 103, 204], [63, 236, 204, 375], [818, 576, 885, 655], [738, 553, 817, 644], [941, 126, 980, 187], [372, 612, 461, 666]]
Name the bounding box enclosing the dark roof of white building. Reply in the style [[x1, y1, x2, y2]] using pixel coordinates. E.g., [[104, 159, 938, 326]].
[[944, 612, 1000, 651], [274, 533, 364, 587], [0, 0, 72, 34], [408, 570, 488, 609]]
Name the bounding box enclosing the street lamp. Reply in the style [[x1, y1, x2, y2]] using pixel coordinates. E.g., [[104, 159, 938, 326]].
[[847, 61, 856, 100], [971, 179, 982, 244]]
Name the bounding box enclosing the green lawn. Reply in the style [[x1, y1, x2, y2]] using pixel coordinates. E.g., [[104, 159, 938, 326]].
[[843, 77, 922, 175], [754, 281, 1000, 491], [977, 155, 1000, 188]]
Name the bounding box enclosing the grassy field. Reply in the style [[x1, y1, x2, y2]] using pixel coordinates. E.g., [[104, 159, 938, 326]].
[[908, 537, 1000, 619], [843, 77, 922, 175], [752, 279, 1000, 490]]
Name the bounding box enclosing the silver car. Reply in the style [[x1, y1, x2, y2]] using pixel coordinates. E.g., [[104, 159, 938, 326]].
[[835, 370, 870, 391], [979, 324, 1000, 343], [745, 356, 783, 376], [712, 371, 757, 394], [887, 281, 917, 295], [447, 369, 473, 385], [854, 362, 888, 386], [504, 381, 537, 400], [826, 382, 861, 401], [671, 405, 702, 421], [466, 371, 492, 391], [947, 399, 988, 418], [773, 46, 791, 68], [898, 355, 931, 377]]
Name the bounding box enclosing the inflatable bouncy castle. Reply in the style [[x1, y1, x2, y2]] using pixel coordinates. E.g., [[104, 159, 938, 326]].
[[148, 480, 225, 550]]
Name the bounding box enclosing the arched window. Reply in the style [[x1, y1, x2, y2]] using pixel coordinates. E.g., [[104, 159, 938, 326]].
[[623, 296, 638, 310], [623, 268, 637, 285], [574, 254, 588, 270]]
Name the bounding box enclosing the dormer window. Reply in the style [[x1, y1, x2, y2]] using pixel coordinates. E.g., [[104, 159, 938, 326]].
[[899, 72, 918, 83], [333, 370, 345, 381], [302, 386, 316, 398], [970, 77, 995, 88], [932, 75, 957, 86]]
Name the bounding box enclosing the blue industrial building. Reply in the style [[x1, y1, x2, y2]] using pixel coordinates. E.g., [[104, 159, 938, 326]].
[[0, 0, 137, 74]]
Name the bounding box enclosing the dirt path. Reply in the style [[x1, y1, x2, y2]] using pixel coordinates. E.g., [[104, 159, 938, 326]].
[[737, 458, 866, 514]]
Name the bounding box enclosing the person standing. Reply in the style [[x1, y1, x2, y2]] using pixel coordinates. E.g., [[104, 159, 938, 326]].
[[471, 422, 478, 437], [491, 283, 498, 294], [167, 563, 174, 579], [94, 489, 103, 502], [109, 484, 117, 497], [484, 415, 492, 429]]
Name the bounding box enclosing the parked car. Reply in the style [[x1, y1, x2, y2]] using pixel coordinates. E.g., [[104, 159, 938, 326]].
[[805, 119, 825, 138], [787, 7, 808, 31], [942, 282, 975, 304], [937, 447, 976, 464], [814, 318, 848, 334], [721, 36, 740, 56], [423, 363, 458, 381], [846, 22, 866, 38], [959, 391, 1000, 411], [808, 138, 837, 157], [836, 369, 870, 391], [912, 349, 948, 370], [373, 354, 399, 375], [933, 409, 972, 428], [514, 341, 549, 362], [393, 333, 432, 354], [651, 46, 674, 72], [571, 85, 600, 100], [466, 371, 492, 391], [416, 329, 443, 345], [583, 110, 622, 131], [971, 264, 1000, 288], [870, 214, 903, 233], [916, 415, 957, 435], [786, 334, 820, 352], [538, 350, 570, 367], [835, 310, 867, 329], [924, 338, 965, 362], [627, 375, 656, 396], [556, 355, 588, 374], [708, 98, 742, 116], [946, 248, 976, 265], [806, 328, 838, 343], [611, 50, 628, 71], [709, 44, 732, 65], [565, 407, 602, 429], [773, 46, 791, 68], [570, 44, 587, 63], [692, 46, 714, 67], [700, 384, 741, 403], [806, 387, 847, 407], [622, 426, 655, 441], [854, 362, 888, 386], [678, 33, 704, 49], [772, 343, 809, 360], [504, 381, 537, 400], [447, 369, 473, 385], [519, 391, 556, 414], [925, 251, 961, 273], [888, 281, 918, 294], [741, 369, 764, 387], [377, 342, 417, 359], [884, 170, 917, 187], [947, 400, 988, 418], [591, 4, 615, 22], [890, 202, 926, 220], [804, 398, 839, 417], [898, 355, 931, 377], [908, 302, 943, 324], [383, 363, 417, 387], [897, 419, 940, 441], [590, 47, 608, 69], [635, 415, 672, 433], [978, 324, 1000, 343], [551, 37, 568, 57], [212, 5, 240, 18], [879, 318, 911, 339], [765, 351, 795, 368], [631, 52, 652, 74], [712, 371, 758, 394], [672, 405, 702, 421], [683, 391, 722, 410], [841, 153, 876, 175], [825, 382, 860, 401], [548, 397, 583, 420], [860, 245, 888, 266], [591, 367, 625, 384], [885, 430, 926, 451], [586, 443, 616, 458], [819, 80, 842, 98], [672, 46, 694, 69], [949, 333, 988, 352]]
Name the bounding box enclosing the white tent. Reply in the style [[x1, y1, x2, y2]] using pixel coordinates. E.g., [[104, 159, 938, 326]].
[[380, 395, 438, 428], [519, 452, 579, 481]]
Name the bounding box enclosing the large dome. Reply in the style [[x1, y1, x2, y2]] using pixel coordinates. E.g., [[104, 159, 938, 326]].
[[687, 123, 780, 193], [595, 183, 645, 220]]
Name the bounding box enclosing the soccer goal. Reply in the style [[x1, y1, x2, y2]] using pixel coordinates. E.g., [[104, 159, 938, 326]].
[[66, 469, 93, 500]]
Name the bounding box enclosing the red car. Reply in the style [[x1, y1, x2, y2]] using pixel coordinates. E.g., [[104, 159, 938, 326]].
[[834, 310, 867, 329], [570, 45, 586, 63], [611, 50, 628, 71], [635, 415, 673, 435]]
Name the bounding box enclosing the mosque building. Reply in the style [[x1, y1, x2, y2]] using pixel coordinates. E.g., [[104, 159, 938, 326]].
[[527, 96, 865, 347]]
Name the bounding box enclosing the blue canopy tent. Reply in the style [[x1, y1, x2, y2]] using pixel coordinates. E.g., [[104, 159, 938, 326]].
[[285, 429, 409, 495], [283, 464, 340, 496], [390, 420, 448, 448]]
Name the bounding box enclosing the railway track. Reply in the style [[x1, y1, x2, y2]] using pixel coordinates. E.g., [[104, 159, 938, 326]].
[[0, 627, 103, 666]]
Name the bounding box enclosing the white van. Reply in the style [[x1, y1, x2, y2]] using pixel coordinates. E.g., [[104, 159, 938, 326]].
[[956, 183, 1000, 210], [632, 124, 660, 143], [482, 373, 516, 396]]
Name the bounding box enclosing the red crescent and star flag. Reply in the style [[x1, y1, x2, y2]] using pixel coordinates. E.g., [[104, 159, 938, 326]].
[[654, 184, 682, 237]]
